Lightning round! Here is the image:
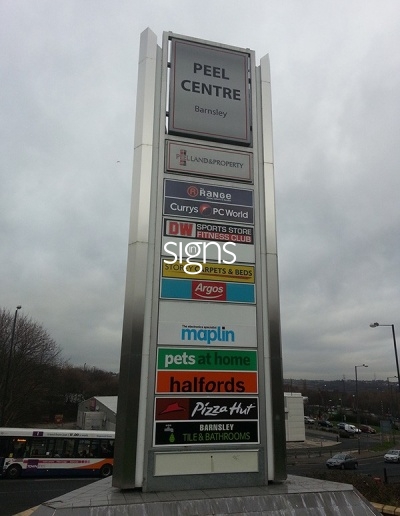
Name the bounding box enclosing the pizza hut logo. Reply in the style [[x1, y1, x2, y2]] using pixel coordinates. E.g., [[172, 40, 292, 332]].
[[192, 281, 227, 301]]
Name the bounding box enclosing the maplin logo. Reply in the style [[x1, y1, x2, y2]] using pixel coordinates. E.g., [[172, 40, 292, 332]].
[[181, 326, 235, 345]]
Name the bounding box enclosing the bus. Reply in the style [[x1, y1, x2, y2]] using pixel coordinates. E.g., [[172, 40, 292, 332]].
[[0, 427, 114, 479]]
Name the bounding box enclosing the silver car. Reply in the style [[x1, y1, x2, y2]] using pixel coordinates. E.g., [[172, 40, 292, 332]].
[[326, 453, 358, 470], [384, 449, 400, 463]]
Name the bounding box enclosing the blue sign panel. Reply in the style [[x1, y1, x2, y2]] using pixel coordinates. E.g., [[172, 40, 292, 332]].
[[163, 198, 253, 224], [160, 278, 255, 304]]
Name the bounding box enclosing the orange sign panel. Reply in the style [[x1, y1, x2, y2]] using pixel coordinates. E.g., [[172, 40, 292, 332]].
[[156, 371, 258, 394]]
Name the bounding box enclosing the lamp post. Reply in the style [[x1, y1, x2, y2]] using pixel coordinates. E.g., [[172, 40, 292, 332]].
[[1, 305, 21, 426], [355, 363, 368, 454], [370, 323, 400, 392], [387, 376, 398, 418]]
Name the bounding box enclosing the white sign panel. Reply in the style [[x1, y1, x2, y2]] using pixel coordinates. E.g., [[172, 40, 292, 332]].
[[162, 236, 255, 264], [158, 301, 257, 347], [169, 39, 251, 145], [166, 140, 253, 182]]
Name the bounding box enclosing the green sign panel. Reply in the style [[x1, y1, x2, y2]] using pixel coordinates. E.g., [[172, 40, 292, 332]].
[[157, 348, 257, 371]]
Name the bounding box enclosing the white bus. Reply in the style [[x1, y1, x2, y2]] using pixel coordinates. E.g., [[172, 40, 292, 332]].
[[0, 427, 114, 479]]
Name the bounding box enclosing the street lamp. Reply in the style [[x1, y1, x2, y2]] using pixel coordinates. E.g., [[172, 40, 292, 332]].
[[355, 363, 368, 454], [387, 376, 398, 418], [1, 305, 22, 426], [370, 323, 400, 392]]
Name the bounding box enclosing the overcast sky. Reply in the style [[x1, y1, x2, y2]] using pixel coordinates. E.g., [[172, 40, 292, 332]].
[[1, 1, 400, 382]]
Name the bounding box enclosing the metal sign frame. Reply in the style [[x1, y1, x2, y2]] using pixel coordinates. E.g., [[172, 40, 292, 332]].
[[113, 29, 286, 492]]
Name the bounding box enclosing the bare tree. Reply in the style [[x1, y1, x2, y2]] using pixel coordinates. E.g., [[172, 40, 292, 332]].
[[0, 307, 62, 426]]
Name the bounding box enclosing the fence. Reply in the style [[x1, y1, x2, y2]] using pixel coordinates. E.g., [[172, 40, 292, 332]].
[[383, 467, 400, 484]]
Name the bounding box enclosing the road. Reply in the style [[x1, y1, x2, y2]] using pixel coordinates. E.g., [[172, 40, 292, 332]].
[[1, 430, 398, 516], [0, 477, 97, 516], [287, 428, 400, 481]]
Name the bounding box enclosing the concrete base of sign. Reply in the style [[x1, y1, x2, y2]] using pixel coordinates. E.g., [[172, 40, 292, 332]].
[[29, 475, 379, 515]]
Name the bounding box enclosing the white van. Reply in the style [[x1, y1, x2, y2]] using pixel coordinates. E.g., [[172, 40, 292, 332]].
[[337, 423, 359, 435]]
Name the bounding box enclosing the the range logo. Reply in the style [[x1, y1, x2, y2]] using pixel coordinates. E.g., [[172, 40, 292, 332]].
[[165, 179, 253, 206], [192, 281, 226, 300], [187, 185, 199, 197]]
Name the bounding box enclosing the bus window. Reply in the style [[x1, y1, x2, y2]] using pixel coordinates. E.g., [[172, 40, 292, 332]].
[[89, 439, 101, 458], [30, 438, 48, 457], [54, 438, 74, 458], [77, 439, 90, 458], [0, 437, 9, 458], [101, 440, 114, 458], [11, 438, 27, 458]]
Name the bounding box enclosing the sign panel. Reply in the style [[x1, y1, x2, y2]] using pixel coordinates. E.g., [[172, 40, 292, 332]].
[[160, 278, 255, 303], [155, 397, 259, 420], [162, 236, 255, 264], [162, 260, 255, 283], [166, 141, 253, 182], [163, 197, 253, 224], [154, 421, 259, 446], [169, 39, 251, 145], [156, 370, 258, 394], [157, 348, 257, 371], [157, 301, 257, 347], [164, 218, 254, 244], [165, 179, 253, 206]]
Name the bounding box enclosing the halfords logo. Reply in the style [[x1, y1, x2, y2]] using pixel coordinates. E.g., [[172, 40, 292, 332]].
[[181, 326, 235, 345]]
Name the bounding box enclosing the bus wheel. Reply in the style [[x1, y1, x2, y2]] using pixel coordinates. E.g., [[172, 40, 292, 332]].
[[7, 464, 22, 479], [100, 464, 113, 478]]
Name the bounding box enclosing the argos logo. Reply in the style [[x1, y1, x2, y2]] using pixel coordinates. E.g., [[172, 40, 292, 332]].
[[192, 281, 226, 301]]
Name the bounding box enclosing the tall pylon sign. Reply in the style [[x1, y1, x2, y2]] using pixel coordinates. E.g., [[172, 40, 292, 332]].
[[113, 29, 286, 492]]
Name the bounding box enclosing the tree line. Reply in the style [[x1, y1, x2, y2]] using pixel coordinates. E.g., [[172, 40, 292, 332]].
[[0, 307, 118, 427]]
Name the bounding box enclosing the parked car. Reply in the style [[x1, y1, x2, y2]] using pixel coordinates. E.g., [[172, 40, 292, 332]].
[[326, 453, 358, 470], [304, 416, 315, 424], [337, 422, 347, 430], [359, 424, 376, 434], [318, 420, 333, 428], [384, 450, 400, 463]]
